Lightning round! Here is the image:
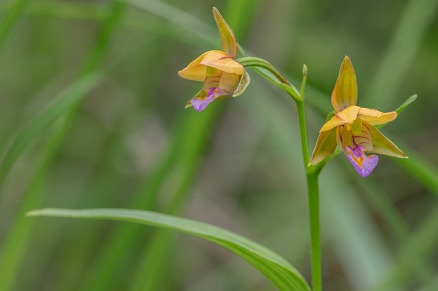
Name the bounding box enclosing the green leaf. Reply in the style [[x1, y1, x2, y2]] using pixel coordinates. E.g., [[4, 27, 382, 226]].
[[325, 110, 336, 122], [394, 94, 417, 114], [28, 208, 310, 291]]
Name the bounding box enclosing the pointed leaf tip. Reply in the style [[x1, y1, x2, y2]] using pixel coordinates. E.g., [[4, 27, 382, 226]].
[[395, 94, 417, 114]]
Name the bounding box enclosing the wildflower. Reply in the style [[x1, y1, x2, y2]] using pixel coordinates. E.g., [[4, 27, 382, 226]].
[[311, 56, 406, 177], [178, 7, 249, 112]]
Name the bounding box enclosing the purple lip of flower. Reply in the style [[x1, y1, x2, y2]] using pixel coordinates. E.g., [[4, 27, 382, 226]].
[[191, 88, 217, 112], [345, 145, 379, 178]]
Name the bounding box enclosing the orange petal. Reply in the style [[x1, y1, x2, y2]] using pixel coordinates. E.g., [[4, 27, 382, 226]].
[[212, 7, 237, 58], [331, 56, 358, 111], [202, 56, 244, 75], [320, 106, 360, 131], [366, 123, 407, 158], [202, 75, 221, 92], [311, 127, 337, 164], [358, 108, 397, 126], [219, 72, 240, 94], [178, 50, 229, 81], [178, 51, 211, 81]]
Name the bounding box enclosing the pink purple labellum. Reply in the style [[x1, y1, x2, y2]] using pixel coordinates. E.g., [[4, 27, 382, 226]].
[[345, 146, 378, 177], [191, 88, 224, 112]]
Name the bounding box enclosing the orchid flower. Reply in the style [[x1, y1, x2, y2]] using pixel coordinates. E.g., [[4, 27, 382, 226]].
[[310, 56, 407, 177], [178, 7, 250, 112]]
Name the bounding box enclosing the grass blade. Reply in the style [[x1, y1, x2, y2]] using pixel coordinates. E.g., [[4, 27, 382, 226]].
[[0, 72, 101, 189], [28, 208, 311, 291], [365, 0, 438, 109], [0, 0, 29, 51]]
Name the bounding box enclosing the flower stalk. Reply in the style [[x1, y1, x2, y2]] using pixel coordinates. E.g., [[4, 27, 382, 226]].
[[242, 59, 322, 291]]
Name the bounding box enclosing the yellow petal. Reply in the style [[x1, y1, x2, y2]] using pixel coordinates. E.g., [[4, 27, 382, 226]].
[[353, 124, 373, 151], [219, 72, 240, 95], [201, 50, 228, 63], [178, 50, 229, 81], [202, 56, 244, 75], [202, 75, 221, 92], [358, 108, 397, 126], [178, 51, 211, 81], [212, 7, 237, 58], [331, 56, 358, 112], [366, 123, 407, 158], [311, 127, 337, 164], [320, 105, 360, 131]]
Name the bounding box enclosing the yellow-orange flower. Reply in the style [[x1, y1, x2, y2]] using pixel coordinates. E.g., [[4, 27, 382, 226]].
[[178, 7, 249, 111], [311, 56, 407, 177]]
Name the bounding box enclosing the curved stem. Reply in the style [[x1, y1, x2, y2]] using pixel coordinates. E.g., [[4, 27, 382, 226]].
[[237, 56, 302, 102], [237, 57, 289, 84]]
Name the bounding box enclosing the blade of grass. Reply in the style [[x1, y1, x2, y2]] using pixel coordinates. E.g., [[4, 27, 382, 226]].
[[121, 0, 215, 45], [0, 2, 126, 289], [27, 208, 311, 291], [53, 31, 176, 289], [372, 201, 438, 290], [0, 72, 101, 189], [353, 175, 438, 289], [0, 0, 29, 52], [365, 0, 438, 109]]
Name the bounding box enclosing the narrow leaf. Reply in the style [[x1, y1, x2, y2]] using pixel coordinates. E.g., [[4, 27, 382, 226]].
[[394, 94, 417, 114], [28, 208, 311, 291]]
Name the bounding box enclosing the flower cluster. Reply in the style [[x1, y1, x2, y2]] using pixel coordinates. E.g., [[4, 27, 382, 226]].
[[178, 8, 407, 177]]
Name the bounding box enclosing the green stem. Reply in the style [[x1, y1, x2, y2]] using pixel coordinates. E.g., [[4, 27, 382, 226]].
[[295, 71, 322, 291], [237, 56, 301, 102], [238, 57, 289, 85], [238, 56, 322, 290], [297, 65, 309, 168], [307, 172, 321, 291]]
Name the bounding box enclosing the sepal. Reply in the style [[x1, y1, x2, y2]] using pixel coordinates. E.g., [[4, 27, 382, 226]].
[[233, 70, 250, 97]]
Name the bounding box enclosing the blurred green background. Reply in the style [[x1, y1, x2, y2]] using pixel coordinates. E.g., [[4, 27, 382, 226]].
[[0, 0, 437, 290]]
